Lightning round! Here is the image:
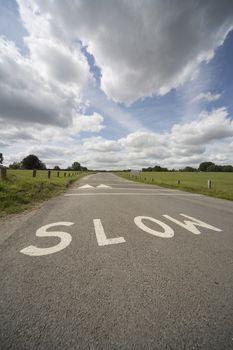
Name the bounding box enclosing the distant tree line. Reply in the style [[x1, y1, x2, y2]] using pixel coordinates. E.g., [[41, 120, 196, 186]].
[[142, 161, 233, 172], [198, 162, 233, 172], [7, 154, 88, 171], [142, 165, 169, 172], [66, 161, 88, 171]]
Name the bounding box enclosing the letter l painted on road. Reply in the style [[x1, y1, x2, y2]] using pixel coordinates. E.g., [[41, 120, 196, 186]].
[[93, 219, 126, 246]]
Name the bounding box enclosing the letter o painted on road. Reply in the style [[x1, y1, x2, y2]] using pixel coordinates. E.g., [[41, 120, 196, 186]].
[[134, 216, 174, 238]]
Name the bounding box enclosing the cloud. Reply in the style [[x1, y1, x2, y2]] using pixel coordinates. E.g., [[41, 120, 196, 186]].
[[192, 92, 221, 103], [28, 37, 90, 94], [83, 137, 120, 152], [171, 107, 233, 145], [24, 145, 74, 159], [0, 111, 105, 167], [78, 107, 233, 169], [26, 0, 233, 104], [3, 107, 233, 169], [0, 141, 9, 148], [72, 113, 104, 134], [0, 111, 104, 143], [0, 37, 89, 127]]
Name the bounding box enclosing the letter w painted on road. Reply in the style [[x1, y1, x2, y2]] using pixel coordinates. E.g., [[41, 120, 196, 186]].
[[163, 214, 222, 235]]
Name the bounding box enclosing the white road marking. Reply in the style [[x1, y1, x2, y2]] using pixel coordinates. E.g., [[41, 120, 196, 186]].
[[93, 219, 125, 246], [134, 216, 174, 238], [96, 184, 112, 188], [163, 213, 222, 235], [78, 184, 94, 189], [20, 222, 73, 256], [65, 193, 201, 196], [70, 188, 174, 191]]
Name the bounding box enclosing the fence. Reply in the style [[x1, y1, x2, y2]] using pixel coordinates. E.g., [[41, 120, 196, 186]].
[[0, 168, 80, 181], [127, 172, 214, 189]]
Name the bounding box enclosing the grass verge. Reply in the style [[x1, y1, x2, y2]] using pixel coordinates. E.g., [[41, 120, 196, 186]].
[[0, 170, 88, 217], [116, 171, 233, 201]]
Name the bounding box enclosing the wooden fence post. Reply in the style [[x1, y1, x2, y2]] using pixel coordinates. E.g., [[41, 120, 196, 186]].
[[0, 167, 7, 180], [64, 172, 66, 177], [48, 170, 51, 179], [208, 179, 212, 189], [57, 171, 60, 177], [32, 169, 37, 178], [177, 180, 180, 185]]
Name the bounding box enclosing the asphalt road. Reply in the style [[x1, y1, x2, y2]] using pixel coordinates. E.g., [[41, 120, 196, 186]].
[[1, 173, 233, 350]]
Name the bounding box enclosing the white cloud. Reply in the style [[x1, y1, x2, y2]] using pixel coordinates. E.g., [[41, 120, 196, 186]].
[[0, 111, 105, 167], [28, 37, 90, 95], [0, 111, 104, 143], [72, 113, 104, 134], [83, 137, 120, 153], [25, 0, 233, 104], [3, 107, 233, 169], [171, 108, 233, 146], [0, 36, 91, 127], [78, 107, 233, 169], [192, 92, 221, 103]]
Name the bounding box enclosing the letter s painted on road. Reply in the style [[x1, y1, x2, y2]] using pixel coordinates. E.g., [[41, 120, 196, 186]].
[[20, 222, 74, 256]]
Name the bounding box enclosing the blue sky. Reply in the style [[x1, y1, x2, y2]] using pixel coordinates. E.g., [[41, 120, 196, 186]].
[[1, 0, 233, 169]]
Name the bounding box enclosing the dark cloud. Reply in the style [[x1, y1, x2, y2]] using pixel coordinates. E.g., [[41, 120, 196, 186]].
[[28, 0, 233, 103], [0, 88, 64, 125]]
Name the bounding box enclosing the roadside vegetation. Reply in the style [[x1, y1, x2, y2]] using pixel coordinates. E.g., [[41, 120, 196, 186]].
[[117, 171, 233, 201], [0, 169, 88, 217]]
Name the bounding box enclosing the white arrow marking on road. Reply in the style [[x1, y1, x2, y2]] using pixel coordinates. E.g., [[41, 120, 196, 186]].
[[93, 219, 125, 246], [96, 184, 112, 188], [78, 184, 94, 189]]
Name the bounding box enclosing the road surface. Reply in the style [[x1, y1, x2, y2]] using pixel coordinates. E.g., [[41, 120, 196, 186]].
[[1, 173, 233, 349]]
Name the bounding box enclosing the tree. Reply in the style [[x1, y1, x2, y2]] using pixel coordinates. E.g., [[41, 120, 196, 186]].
[[198, 162, 215, 172], [71, 162, 81, 171], [0, 153, 3, 165], [207, 164, 233, 172], [9, 162, 22, 169], [206, 164, 221, 172], [142, 167, 153, 171], [181, 166, 197, 172], [221, 165, 233, 172], [142, 165, 168, 172], [53, 165, 60, 170], [21, 154, 46, 170], [153, 165, 168, 172]]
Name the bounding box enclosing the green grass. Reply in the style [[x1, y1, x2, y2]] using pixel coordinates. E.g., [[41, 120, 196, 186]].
[[0, 169, 88, 216], [116, 171, 233, 201]]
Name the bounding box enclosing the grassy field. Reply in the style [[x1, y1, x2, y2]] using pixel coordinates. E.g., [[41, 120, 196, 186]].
[[117, 171, 233, 201], [0, 169, 88, 216]]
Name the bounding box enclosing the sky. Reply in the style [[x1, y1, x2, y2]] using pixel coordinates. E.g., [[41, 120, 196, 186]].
[[1, 0, 233, 170]]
